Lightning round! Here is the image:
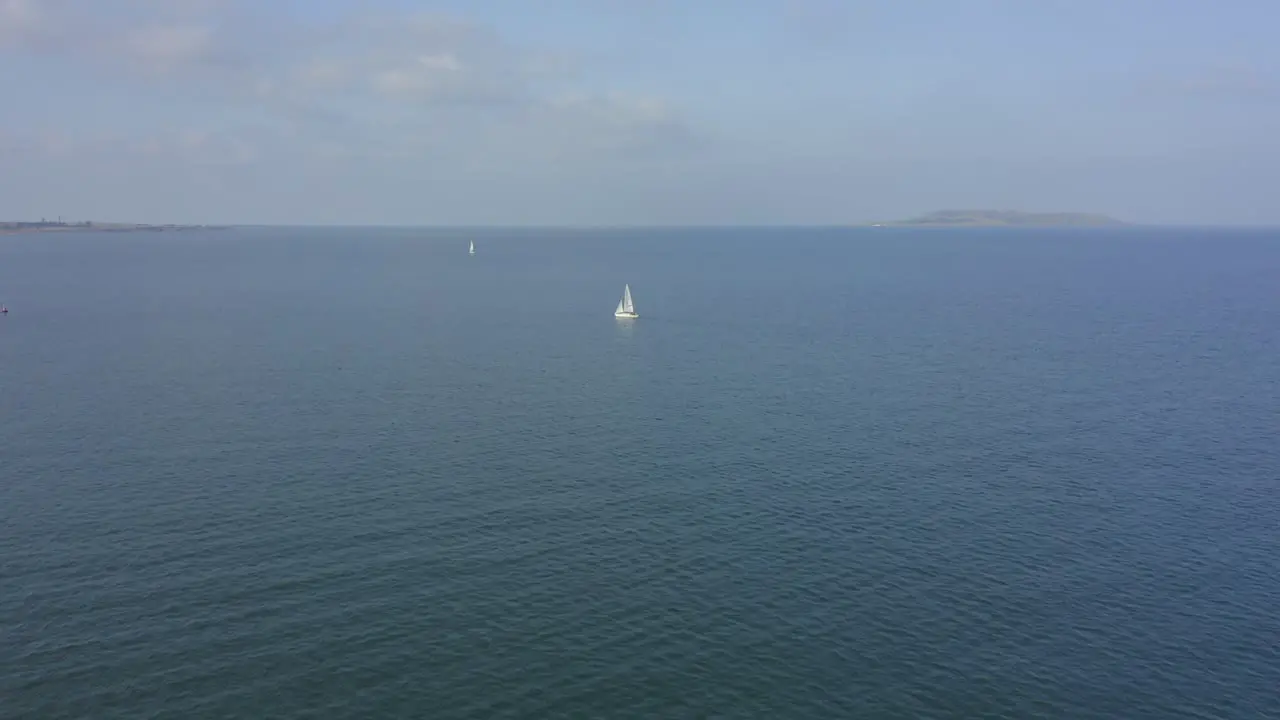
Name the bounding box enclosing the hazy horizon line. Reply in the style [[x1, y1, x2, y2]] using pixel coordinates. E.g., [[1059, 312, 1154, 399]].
[[217, 222, 1280, 230], [8, 221, 1280, 231]]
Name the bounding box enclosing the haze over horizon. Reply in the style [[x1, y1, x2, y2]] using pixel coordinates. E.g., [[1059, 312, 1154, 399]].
[[2, 0, 1277, 226]]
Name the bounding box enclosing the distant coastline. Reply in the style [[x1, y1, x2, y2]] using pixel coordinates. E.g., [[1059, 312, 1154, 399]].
[[0, 220, 232, 235], [2, 213, 1137, 232], [865, 210, 1128, 228]]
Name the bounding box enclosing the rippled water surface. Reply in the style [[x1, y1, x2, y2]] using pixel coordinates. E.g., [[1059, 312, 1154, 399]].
[[2, 227, 1278, 719]]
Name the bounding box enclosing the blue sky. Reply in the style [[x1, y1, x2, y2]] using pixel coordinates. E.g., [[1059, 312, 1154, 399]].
[[2, 0, 1277, 225]]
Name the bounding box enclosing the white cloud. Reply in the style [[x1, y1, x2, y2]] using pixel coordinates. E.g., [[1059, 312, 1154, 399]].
[[259, 12, 548, 110], [0, 0, 246, 77], [0, 1, 712, 223], [122, 24, 214, 68], [0, 0, 47, 48], [0, 0, 38, 29], [2, 2, 705, 170], [372, 53, 464, 96]]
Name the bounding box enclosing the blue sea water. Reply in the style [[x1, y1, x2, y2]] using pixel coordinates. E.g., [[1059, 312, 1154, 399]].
[[1, 226, 1278, 719]]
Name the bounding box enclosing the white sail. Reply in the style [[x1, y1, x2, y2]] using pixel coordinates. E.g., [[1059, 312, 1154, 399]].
[[469, 240, 475, 254], [614, 284, 638, 318]]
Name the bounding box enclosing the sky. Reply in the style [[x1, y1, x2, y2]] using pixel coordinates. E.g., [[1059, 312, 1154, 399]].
[[1, 0, 1278, 225]]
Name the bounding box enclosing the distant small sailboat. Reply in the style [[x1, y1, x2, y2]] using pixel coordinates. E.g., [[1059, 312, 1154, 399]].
[[0, 305, 7, 314], [614, 284, 638, 319], [469, 240, 475, 255]]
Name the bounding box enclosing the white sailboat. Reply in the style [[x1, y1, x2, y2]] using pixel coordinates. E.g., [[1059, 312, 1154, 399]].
[[614, 284, 638, 319], [469, 240, 475, 255]]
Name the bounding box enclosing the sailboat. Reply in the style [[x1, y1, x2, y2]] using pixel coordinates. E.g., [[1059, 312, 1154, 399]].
[[614, 284, 638, 319], [468, 240, 475, 255]]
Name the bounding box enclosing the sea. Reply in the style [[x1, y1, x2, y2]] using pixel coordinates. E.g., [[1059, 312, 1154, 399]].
[[1, 226, 1277, 719]]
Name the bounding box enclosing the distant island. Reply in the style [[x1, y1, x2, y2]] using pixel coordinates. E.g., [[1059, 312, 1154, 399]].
[[0, 219, 231, 235], [868, 210, 1128, 228]]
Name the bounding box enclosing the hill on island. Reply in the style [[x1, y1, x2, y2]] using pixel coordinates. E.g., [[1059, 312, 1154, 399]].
[[878, 210, 1127, 227]]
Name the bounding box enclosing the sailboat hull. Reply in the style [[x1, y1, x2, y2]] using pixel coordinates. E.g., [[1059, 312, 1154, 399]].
[[614, 312, 639, 319]]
